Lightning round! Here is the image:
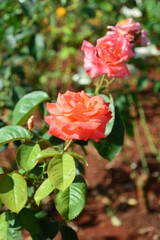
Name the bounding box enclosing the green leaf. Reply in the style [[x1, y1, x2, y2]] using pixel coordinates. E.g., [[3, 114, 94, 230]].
[[0, 173, 28, 213], [36, 148, 61, 161], [93, 111, 124, 161], [48, 153, 76, 191], [16, 143, 41, 171], [60, 226, 78, 240], [16, 145, 60, 172], [69, 151, 88, 166], [101, 94, 115, 137], [7, 228, 21, 240], [55, 175, 87, 221], [12, 91, 49, 125], [18, 208, 40, 238], [34, 178, 55, 206], [0, 125, 31, 146], [0, 213, 8, 240]]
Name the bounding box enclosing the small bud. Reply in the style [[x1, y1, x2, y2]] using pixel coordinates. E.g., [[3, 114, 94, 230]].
[[27, 115, 34, 130]]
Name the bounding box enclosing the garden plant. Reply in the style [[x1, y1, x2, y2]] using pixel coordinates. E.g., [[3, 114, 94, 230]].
[[0, 7, 153, 239]]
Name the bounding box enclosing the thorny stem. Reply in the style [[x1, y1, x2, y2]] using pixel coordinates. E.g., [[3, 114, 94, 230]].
[[64, 139, 73, 151], [137, 100, 160, 163], [128, 94, 149, 173]]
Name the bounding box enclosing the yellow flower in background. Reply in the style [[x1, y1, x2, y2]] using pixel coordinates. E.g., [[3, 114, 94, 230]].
[[56, 7, 66, 17]]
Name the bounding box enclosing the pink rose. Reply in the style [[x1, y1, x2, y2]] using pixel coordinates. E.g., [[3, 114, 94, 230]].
[[45, 90, 112, 142], [107, 18, 150, 46], [107, 18, 140, 42], [81, 33, 134, 79]]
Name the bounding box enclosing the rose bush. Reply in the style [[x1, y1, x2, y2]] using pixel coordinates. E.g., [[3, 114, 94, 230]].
[[81, 33, 134, 79], [45, 90, 112, 142]]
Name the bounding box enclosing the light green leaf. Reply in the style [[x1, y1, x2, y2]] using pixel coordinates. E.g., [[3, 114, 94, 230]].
[[36, 148, 61, 161], [34, 178, 55, 206], [12, 91, 49, 125], [16, 143, 41, 171], [0, 212, 8, 240], [0, 173, 28, 213], [0, 125, 31, 146], [47, 153, 76, 191], [55, 175, 86, 221], [69, 151, 88, 166], [101, 94, 115, 137]]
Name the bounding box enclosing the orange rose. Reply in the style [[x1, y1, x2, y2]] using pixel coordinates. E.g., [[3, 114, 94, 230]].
[[45, 91, 112, 142]]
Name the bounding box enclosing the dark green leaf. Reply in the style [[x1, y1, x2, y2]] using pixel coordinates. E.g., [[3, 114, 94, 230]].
[[0, 125, 31, 146], [39, 219, 59, 240], [18, 208, 40, 238], [55, 175, 87, 221], [93, 111, 124, 161], [12, 91, 49, 125], [60, 226, 78, 240]]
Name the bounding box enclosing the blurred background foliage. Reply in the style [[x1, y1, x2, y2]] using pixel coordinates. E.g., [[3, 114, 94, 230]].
[[0, 0, 160, 127]]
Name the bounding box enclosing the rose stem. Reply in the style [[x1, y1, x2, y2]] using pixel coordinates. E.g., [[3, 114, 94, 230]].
[[64, 139, 73, 151], [95, 74, 105, 95]]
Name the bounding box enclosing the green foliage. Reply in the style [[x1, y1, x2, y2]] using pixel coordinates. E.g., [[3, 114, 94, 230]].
[[18, 208, 40, 238], [36, 148, 61, 160], [34, 178, 55, 205], [0, 213, 8, 240], [55, 175, 87, 221], [69, 151, 88, 166], [47, 153, 76, 191], [60, 226, 78, 240], [101, 94, 115, 137], [0, 125, 31, 146], [0, 212, 22, 240], [16, 143, 41, 171], [39, 219, 59, 240], [12, 91, 49, 125], [93, 111, 124, 161], [0, 0, 158, 238], [0, 173, 27, 213]]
